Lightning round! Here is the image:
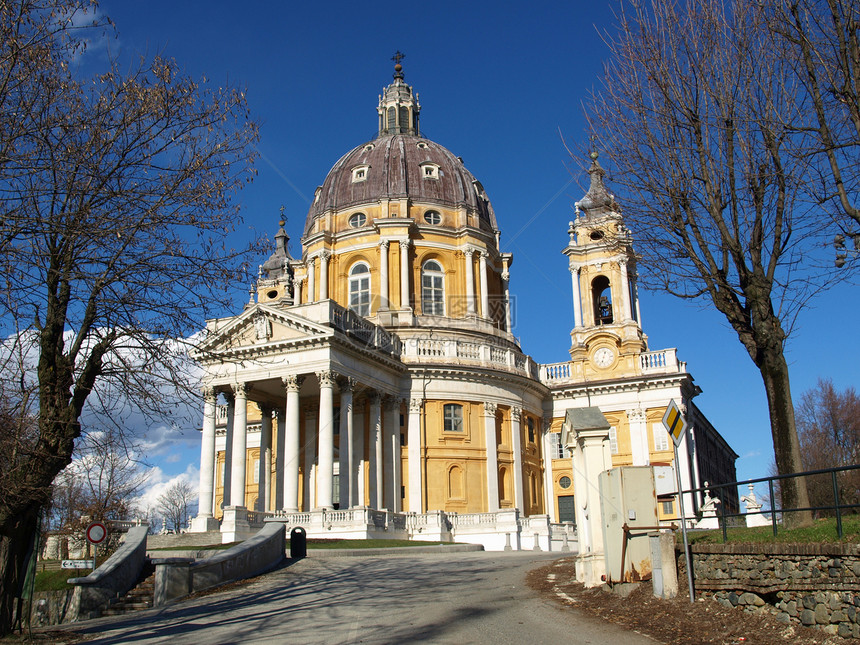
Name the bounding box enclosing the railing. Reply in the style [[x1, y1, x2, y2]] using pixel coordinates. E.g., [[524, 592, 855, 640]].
[[329, 302, 402, 354], [401, 337, 538, 378], [540, 361, 571, 382], [640, 349, 684, 373], [686, 464, 860, 542], [107, 519, 149, 532]]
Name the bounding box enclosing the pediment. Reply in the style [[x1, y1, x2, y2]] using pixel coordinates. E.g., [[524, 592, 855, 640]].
[[196, 304, 332, 355]]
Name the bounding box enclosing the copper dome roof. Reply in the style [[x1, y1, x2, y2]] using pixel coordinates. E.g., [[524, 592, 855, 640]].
[[303, 133, 498, 237]]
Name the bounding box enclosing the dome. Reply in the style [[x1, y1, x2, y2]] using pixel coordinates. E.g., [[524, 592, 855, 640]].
[[303, 133, 498, 236]]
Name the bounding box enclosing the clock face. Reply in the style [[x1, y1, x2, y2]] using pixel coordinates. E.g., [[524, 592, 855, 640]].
[[593, 347, 615, 368]]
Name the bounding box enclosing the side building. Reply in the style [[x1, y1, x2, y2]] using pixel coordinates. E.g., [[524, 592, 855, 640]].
[[190, 64, 738, 548]]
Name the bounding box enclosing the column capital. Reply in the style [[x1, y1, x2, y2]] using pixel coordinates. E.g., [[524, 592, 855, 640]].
[[337, 376, 357, 393], [379, 239, 390, 250], [384, 395, 403, 411], [462, 245, 477, 258], [320, 250, 331, 261], [626, 407, 647, 422], [483, 402, 498, 417], [316, 370, 337, 387], [367, 391, 382, 406], [510, 406, 522, 422], [479, 250, 489, 260], [398, 239, 412, 251], [501, 271, 510, 282], [282, 374, 305, 392], [409, 398, 423, 413], [203, 387, 217, 403], [232, 382, 250, 398]]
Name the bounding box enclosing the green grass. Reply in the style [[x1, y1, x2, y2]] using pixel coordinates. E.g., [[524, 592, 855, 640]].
[[33, 569, 90, 592], [685, 515, 860, 544]]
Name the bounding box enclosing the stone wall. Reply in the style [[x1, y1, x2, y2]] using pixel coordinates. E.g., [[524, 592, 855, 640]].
[[679, 542, 860, 639]]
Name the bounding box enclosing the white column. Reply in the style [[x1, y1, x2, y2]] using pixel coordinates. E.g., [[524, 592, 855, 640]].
[[479, 251, 489, 318], [307, 256, 316, 303], [258, 405, 272, 511], [620, 260, 633, 320], [407, 398, 423, 513], [511, 407, 525, 514], [384, 398, 401, 512], [399, 240, 411, 309], [627, 407, 649, 467], [222, 394, 234, 509], [501, 270, 512, 332], [303, 405, 317, 511], [316, 370, 335, 509], [571, 266, 583, 328], [338, 378, 355, 510], [196, 387, 217, 521], [282, 375, 303, 512], [353, 401, 365, 507], [275, 409, 285, 510], [464, 248, 476, 315], [541, 417, 555, 520], [379, 241, 390, 310], [319, 251, 330, 300], [483, 402, 500, 512], [229, 383, 249, 508], [368, 394, 382, 508], [292, 276, 302, 305]]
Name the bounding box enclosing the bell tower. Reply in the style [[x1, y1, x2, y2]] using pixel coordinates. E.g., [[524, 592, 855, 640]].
[[563, 153, 646, 379], [377, 53, 420, 136]]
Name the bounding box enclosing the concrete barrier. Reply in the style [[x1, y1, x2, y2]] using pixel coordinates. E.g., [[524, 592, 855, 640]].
[[154, 523, 285, 607], [68, 525, 149, 620]]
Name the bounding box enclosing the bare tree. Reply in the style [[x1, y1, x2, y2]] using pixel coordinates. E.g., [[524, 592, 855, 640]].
[[771, 0, 860, 239], [795, 378, 860, 514], [0, 0, 261, 633], [581, 0, 859, 524], [157, 480, 195, 533], [45, 429, 150, 533]]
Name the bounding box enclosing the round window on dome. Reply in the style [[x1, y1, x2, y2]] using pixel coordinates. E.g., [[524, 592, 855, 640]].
[[349, 212, 367, 228], [589, 230, 605, 241], [266, 290, 278, 300], [559, 476, 572, 490], [424, 210, 442, 225], [416, 141, 428, 149]]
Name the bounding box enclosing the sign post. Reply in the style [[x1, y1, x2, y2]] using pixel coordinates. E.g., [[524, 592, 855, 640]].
[[85, 521, 108, 571], [662, 399, 695, 603]]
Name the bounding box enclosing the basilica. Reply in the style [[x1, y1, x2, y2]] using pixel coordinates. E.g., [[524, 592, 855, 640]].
[[189, 63, 738, 551]]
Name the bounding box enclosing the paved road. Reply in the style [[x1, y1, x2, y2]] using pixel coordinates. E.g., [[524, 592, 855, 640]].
[[60, 551, 658, 644]]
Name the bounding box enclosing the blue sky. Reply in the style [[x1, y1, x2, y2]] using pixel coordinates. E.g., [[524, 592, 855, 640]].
[[90, 0, 858, 495]]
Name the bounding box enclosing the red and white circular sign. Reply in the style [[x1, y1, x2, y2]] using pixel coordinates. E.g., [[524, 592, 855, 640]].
[[86, 521, 108, 545]]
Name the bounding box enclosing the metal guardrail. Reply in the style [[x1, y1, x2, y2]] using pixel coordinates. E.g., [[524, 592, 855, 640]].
[[684, 463, 860, 542]]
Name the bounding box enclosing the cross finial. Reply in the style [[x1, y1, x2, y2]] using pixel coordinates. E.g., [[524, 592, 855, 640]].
[[392, 51, 405, 66]]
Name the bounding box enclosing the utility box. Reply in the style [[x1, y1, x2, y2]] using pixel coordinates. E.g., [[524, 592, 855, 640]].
[[599, 466, 659, 583]]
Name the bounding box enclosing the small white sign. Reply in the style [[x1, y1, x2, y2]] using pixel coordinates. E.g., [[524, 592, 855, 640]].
[[61, 560, 94, 569]]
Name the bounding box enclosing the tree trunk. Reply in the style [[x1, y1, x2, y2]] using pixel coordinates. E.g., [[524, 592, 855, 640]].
[[758, 346, 813, 527], [0, 504, 39, 636]]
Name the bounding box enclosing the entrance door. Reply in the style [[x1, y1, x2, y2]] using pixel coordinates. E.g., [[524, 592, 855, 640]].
[[558, 495, 576, 523]]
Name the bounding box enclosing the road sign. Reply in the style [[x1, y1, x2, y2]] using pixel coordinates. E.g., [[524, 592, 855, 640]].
[[86, 521, 108, 545], [662, 399, 688, 447], [61, 560, 94, 569]]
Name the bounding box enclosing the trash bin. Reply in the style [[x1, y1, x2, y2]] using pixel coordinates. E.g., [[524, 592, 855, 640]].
[[290, 527, 307, 559]]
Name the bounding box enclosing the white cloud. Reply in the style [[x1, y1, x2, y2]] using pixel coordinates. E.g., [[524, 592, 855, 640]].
[[134, 463, 199, 518]]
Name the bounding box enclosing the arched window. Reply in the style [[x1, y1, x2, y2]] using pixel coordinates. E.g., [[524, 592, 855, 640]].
[[592, 275, 613, 325], [422, 260, 445, 315], [448, 465, 464, 499], [499, 467, 509, 502], [349, 263, 371, 316]]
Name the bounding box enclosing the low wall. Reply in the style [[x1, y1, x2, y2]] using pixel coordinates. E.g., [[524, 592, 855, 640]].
[[153, 523, 285, 607], [68, 525, 149, 620], [146, 531, 223, 549], [680, 542, 860, 638]]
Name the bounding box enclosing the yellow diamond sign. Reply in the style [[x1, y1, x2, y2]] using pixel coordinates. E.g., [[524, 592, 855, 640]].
[[662, 399, 688, 447]]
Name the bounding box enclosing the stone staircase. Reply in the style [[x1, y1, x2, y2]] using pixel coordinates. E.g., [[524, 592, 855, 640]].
[[100, 560, 155, 616]]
